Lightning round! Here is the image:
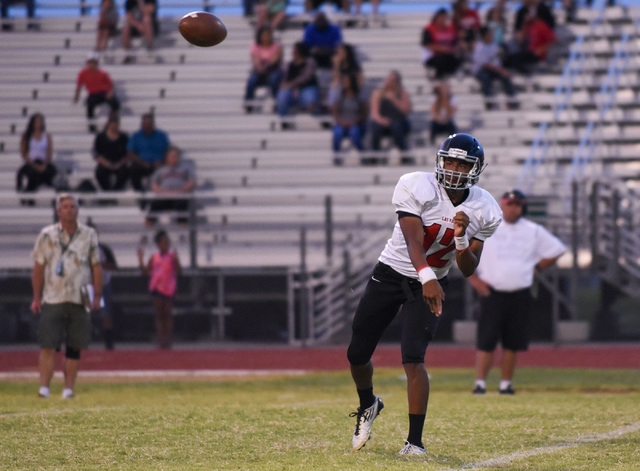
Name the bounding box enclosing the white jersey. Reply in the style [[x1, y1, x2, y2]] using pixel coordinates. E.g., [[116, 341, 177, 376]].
[[378, 172, 502, 280]]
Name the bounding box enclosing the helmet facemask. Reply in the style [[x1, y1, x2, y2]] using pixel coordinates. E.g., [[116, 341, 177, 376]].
[[435, 149, 486, 190]]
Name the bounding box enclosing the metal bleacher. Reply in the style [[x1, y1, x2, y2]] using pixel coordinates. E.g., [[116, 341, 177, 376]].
[[2, 2, 632, 276]]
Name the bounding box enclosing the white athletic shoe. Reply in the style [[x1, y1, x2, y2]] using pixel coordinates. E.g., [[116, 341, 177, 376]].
[[399, 441, 427, 456], [350, 396, 384, 450], [38, 386, 50, 398], [62, 388, 74, 399]]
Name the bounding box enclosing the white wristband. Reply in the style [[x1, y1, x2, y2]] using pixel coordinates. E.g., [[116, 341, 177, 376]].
[[455, 234, 469, 251], [417, 266, 437, 285]]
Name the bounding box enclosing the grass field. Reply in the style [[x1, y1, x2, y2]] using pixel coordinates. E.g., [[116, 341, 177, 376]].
[[2, 368, 640, 470]]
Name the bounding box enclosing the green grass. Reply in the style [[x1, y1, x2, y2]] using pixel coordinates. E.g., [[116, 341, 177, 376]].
[[1, 368, 640, 470]]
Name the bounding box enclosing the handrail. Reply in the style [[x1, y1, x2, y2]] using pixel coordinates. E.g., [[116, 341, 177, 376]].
[[295, 215, 395, 344], [563, 19, 640, 193], [589, 179, 640, 298], [515, 13, 605, 195]]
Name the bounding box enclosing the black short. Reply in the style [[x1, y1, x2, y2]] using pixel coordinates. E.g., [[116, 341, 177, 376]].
[[347, 262, 441, 366], [476, 288, 532, 352]]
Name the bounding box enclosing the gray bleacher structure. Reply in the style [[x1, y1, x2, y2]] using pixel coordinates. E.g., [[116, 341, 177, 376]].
[[1, 3, 639, 345]]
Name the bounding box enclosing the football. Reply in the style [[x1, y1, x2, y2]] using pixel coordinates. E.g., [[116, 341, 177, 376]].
[[178, 11, 227, 47]]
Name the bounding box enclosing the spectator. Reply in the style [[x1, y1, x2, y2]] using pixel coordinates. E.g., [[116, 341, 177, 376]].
[[331, 43, 363, 90], [93, 115, 130, 191], [353, 0, 380, 17], [146, 145, 196, 227], [304, 0, 350, 14], [243, 0, 254, 17], [73, 53, 120, 133], [1, 0, 37, 31], [452, 0, 481, 56], [95, 0, 119, 52], [122, 0, 158, 63], [330, 73, 368, 153], [31, 193, 102, 399], [485, 0, 508, 47], [472, 26, 518, 110], [137, 229, 182, 349], [275, 42, 320, 120], [421, 8, 462, 80], [469, 190, 565, 395], [503, 12, 556, 74], [303, 12, 343, 71], [429, 81, 457, 145], [368, 70, 412, 153], [514, 0, 555, 33], [87, 219, 118, 350], [255, 0, 288, 32], [127, 113, 170, 191], [16, 113, 57, 193], [244, 26, 283, 110]]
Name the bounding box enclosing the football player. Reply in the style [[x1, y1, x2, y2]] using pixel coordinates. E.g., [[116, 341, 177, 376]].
[[347, 133, 502, 455]]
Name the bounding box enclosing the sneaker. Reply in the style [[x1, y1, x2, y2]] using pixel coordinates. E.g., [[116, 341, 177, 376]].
[[473, 385, 486, 395], [38, 387, 50, 398], [350, 395, 384, 450], [399, 441, 427, 455], [62, 388, 75, 399], [499, 384, 515, 395]]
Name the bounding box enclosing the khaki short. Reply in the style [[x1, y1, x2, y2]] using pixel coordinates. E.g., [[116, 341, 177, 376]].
[[38, 303, 90, 350]]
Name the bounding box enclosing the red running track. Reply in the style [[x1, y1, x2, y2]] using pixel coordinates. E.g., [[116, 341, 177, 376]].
[[0, 344, 639, 372]]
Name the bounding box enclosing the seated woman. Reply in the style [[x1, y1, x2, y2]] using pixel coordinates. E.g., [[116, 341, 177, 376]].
[[255, 0, 288, 32], [16, 113, 57, 193], [122, 0, 158, 62], [147, 146, 196, 227], [95, 0, 119, 52], [275, 42, 319, 119], [93, 115, 130, 191], [330, 73, 368, 153], [368, 70, 412, 152], [331, 43, 363, 90], [244, 26, 283, 109], [430, 81, 458, 145]]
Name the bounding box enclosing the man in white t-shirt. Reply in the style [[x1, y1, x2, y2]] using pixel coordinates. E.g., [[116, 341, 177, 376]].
[[468, 190, 565, 395], [347, 133, 502, 456]]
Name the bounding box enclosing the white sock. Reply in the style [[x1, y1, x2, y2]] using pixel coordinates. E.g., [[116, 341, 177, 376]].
[[39, 386, 50, 398], [475, 380, 486, 389], [500, 380, 512, 390], [62, 388, 74, 398]]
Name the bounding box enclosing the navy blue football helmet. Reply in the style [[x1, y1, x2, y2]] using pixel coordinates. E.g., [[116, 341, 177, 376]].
[[435, 133, 486, 190]]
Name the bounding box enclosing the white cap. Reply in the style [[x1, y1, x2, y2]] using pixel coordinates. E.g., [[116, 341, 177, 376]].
[[86, 52, 100, 62]]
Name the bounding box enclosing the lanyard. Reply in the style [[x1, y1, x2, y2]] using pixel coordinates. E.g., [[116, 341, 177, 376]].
[[58, 226, 78, 256]]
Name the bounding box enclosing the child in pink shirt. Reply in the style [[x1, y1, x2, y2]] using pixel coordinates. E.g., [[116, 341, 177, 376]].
[[137, 230, 181, 349]]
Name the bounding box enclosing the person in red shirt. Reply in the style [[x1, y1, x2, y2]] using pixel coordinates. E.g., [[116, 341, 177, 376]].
[[73, 53, 120, 132], [452, 0, 481, 55], [421, 8, 462, 80], [503, 14, 556, 74]]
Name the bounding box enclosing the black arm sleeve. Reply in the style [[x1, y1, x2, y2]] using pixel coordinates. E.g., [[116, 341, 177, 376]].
[[397, 211, 421, 219]]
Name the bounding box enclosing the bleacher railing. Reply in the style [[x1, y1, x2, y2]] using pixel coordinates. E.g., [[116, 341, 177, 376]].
[[589, 179, 640, 297], [516, 13, 605, 195], [562, 19, 640, 197], [292, 216, 394, 345]]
